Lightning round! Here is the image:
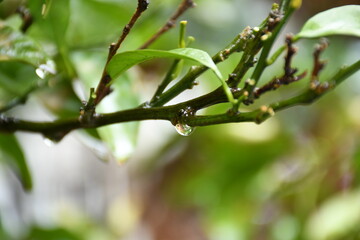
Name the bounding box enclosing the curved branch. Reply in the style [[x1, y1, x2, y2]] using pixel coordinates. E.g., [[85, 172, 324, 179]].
[[1, 59, 358, 140]]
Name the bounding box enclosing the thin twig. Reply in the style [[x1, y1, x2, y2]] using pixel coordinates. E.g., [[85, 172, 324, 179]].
[[138, 0, 196, 49], [149, 60, 181, 104], [149, 21, 188, 103], [311, 39, 328, 83], [93, 0, 149, 106], [254, 34, 307, 98], [243, 2, 295, 103], [16, 6, 33, 33]]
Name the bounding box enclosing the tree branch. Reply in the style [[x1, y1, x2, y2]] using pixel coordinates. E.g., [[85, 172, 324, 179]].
[[243, 2, 295, 103], [1, 0, 359, 146], [1, 60, 359, 139], [254, 34, 307, 98], [148, 24, 253, 107], [138, 0, 196, 49], [150, 2, 288, 109], [16, 6, 33, 33], [185, 59, 360, 126], [93, 0, 149, 106]]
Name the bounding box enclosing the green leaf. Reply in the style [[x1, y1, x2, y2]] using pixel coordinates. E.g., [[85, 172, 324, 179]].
[[0, 62, 38, 111], [107, 48, 235, 104], [72, 51, 140, 162], [107, 48, 223, 79], [295, 5, 360, 39], [0, 25, 50, 67], [0, 133, 32, 190]]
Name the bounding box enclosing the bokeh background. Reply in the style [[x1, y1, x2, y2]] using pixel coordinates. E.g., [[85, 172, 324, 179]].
[[1, 0, 360, 239]]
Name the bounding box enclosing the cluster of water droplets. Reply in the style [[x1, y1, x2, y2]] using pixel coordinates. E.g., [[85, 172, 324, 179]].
[[140, 101, 151, 109], [35, 60, 56, 80], [174, 106, 196, 136]]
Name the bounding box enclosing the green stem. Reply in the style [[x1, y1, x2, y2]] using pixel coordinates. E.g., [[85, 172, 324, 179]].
[[280, 0, 291, 13], [245, 5, 295, 98], [179, 20, 187, 48], [150, 60, 181, 103], [227, 23, 268, 88], [267, 45, 286, 66], [150, 20, 189, 103]]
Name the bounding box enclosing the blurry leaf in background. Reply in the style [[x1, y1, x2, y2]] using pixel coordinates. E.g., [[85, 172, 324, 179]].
[[27, 0, 73, 81], [0, 25, 51, 67], [305, 189, 360, 240], [27, 0, 69, 46], [0, 220, 10, 240], [139, 121, 297, 239], [97, 70, 141, 162], [72, 51, 140, 162], [25, 227, 82, 240], [0, 7, 56, 111], [66, 0, 129, 48], [164, 123, 291, 210], [56, 202, 116, 240], [106, 195, 140, 237], [0, 133, 32, 190], [97, 121, 139, 163], [271, 215, 300, 240], [295, 5, 360, 39], [0, 62, 38, 110]]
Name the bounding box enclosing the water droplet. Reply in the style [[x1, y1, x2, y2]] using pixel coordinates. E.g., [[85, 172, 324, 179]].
[[43, 138, 55, 147], [35, 60, 56, 79], [35, 68, 46, 79], [43, 130, 67, 145], [175, 123, 195, 136], [141, 101, 151, 108]]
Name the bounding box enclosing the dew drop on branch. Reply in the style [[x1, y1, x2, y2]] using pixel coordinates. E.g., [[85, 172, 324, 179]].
[[43, 130, 67, 146], [173, 106, 196, 136], [175, 123, 195, 136], [43, 138, 55, 147]]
